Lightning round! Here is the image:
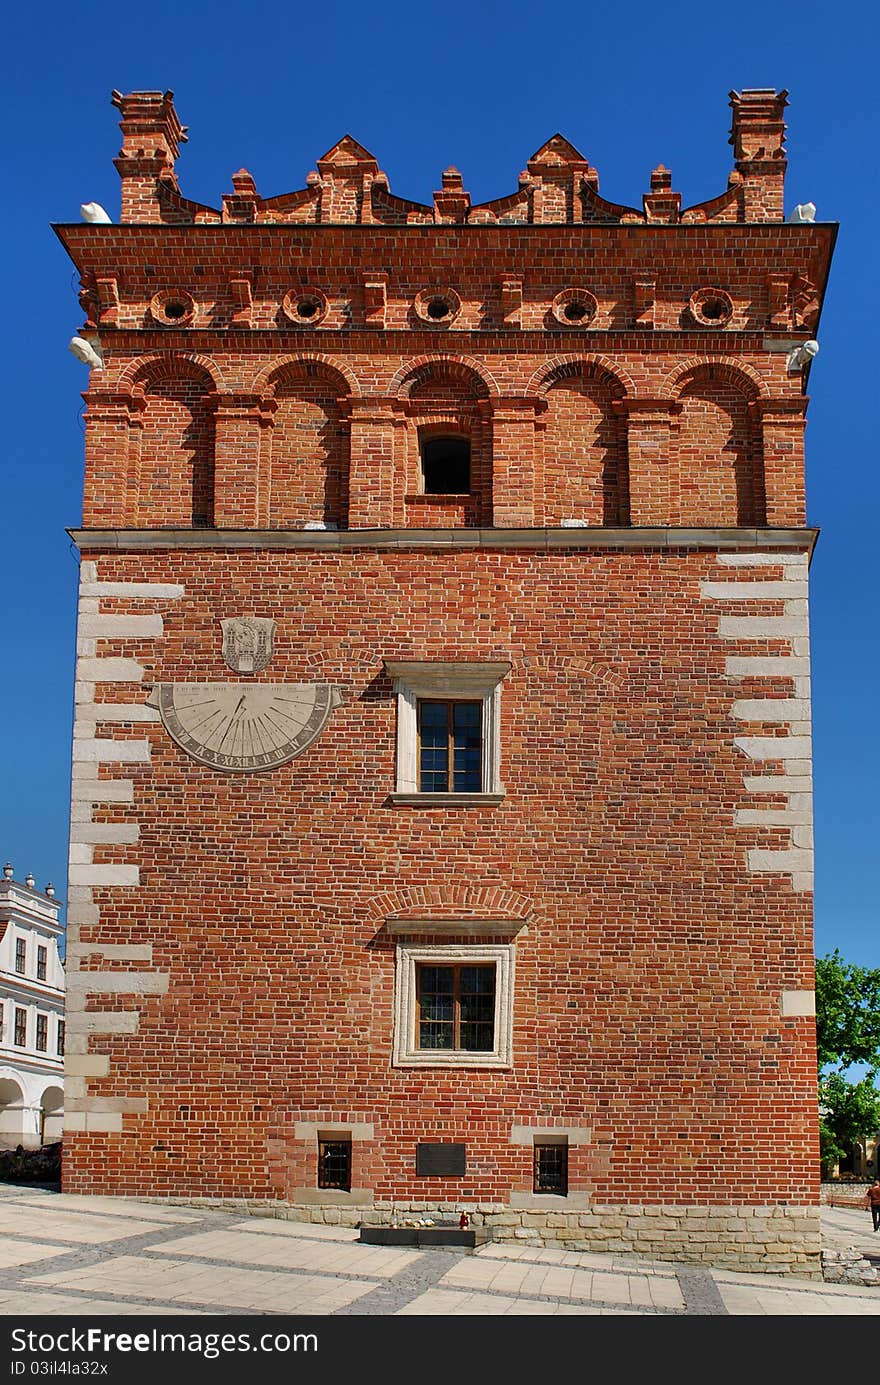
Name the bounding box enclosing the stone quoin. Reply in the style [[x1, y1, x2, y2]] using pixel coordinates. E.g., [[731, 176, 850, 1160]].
[[55, 88, 835, 1274]]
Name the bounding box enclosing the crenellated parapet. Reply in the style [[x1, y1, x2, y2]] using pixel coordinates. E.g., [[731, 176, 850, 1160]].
[[106, 88, 796, 227]]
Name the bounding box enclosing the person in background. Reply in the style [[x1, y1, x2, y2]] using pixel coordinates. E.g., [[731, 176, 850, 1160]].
[[865, 1177, 880, 1231]]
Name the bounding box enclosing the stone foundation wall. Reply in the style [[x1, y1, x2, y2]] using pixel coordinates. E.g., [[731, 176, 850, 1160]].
[[137, 1196, 822, 1278]]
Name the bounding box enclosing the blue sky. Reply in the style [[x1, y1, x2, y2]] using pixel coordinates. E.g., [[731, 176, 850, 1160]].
[[3, 0, 877, 966]]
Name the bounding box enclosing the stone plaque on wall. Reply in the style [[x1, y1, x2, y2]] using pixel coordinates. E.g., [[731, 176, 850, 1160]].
[[416, 1143, 466, 1176]]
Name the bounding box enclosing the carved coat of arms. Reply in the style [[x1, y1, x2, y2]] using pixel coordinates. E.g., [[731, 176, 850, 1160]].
[[221, 617, 275, 674]]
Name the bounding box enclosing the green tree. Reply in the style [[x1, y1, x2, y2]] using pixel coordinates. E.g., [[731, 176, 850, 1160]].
[[815, 950, 880, 1173]]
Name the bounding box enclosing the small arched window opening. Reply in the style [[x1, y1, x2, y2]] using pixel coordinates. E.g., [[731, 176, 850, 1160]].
[[421, 435, 471, 495]]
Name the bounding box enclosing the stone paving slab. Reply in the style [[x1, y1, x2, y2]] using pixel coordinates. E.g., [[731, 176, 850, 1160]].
[[397, 1288, 639, 1314], [719, 1282, 880, 1315], [0, 1205, 170, 1243], [227, 1219, 360, 1241], [26, 1255, 380, 1314], [149, 1229, 420, 1277], [437, 1256, 685, 1310], [3, 1193, 204, 1224], [0, 1289, 216, 1316], [0, 1240, 72, 1269]]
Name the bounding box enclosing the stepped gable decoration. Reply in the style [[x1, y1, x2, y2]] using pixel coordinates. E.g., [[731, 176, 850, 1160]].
[[107, 89, 796, 226]]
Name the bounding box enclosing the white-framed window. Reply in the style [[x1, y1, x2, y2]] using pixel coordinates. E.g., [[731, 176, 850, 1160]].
[[392, 942, 515, 1068], [384, 660, 510, 804]]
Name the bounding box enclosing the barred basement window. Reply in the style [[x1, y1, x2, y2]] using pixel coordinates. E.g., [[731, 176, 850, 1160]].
[[534, 1141, 568, 1195], [416, 963, 495, 1052], [36, 1014, 48, 1053], [418, 700, 482, 793], [36, 946, 47, 982], [57, 1020, 65, 1057], [15, 938, 26, 975], [318, 1139, 352, 1191], [14, 1008, 27, 1047]]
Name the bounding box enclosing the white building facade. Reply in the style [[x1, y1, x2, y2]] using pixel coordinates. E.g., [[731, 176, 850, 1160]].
[[0, 865, 65, 1148]]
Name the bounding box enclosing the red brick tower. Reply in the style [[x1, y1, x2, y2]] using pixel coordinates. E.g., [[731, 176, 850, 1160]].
[[57, 89, 835, 1272]]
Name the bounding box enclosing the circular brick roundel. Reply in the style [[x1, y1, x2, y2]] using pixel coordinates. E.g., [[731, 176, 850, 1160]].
[[413, 287, 462, 327], [550, 288, 598, 328], [281, 289, 329, 327], [149, 290, 196, 327], [688, 287, 734, 328]]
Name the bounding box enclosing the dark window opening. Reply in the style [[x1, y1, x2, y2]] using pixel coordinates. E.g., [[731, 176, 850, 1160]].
[[164, 300, 187, 320], [421, 436, 471, 494], [36, 1014, 48, 1053], [416, 963, 495, 1052], [418, 699, 482, 793], [57, 1020, 65, 1057], [14, 1008, 27, 1047], [36, 946, 47, 982], [563, 301, 588, 321], [14, 939, 26, 975], [700, 297, 727, 320], [318, 1139, 352, 1191], [534, 1143, 568, 1195]]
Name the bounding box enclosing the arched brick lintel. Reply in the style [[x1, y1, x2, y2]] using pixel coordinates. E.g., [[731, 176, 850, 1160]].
[[525, 355, 636, 400], [364, 884, 534, 927], [118, 351, 226, 393], [389, 354, 500, 400], [251, 353, 362, 398], [663, 356, 767, 400]]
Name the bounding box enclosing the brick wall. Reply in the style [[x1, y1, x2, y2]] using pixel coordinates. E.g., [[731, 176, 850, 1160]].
[[58, 90, 834, 1270]]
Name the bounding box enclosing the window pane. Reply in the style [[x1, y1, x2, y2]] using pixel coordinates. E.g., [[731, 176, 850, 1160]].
[[453, 703, 482, 792], [459, 966, 493, 994], [419, 1022, 454, 1049], [459, 1022, 494, 1051], [419, 701, 449, 792], [419, 966, 454, 994]]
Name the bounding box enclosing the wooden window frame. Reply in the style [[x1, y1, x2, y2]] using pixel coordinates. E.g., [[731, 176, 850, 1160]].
[[393, 943, 515, 1069], [385, 661, 510, 802], [14, 938, 26, 975], [415, 961, 496, 1052], [417, 698, 482, 794], [57, 1020, 66, 1057], [14, 1007, 27, 1047], [36, 946, 47, 982], [35, 1014, 48, 1053]]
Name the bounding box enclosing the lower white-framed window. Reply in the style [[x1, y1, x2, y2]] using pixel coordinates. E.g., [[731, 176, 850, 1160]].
[[384, 660, 510, 804], [392, 942, 515, 1068]]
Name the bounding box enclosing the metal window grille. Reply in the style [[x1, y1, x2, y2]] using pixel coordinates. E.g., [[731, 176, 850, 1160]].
[[318, 1140, 352, 1191], [533, 1143, 568, 1195]]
